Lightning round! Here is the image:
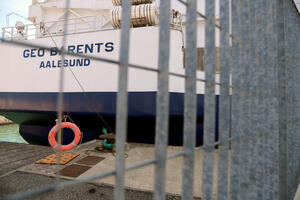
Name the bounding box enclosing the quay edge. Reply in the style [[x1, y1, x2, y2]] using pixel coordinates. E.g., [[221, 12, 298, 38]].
[[0, 116, 13, 125]]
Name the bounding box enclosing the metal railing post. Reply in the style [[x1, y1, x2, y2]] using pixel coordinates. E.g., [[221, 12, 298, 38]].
[[238, 0, 251, 198], [217, 0, 230, 199], [11, 27, 14, 39], [2, 28, 6, 39], [255, 1, 267, 198], [275, 0, 287, 199], [25, 25, 28, 39], [181, 0, 197, 199], [202, 0, 216, 199], [153, 0, 171, 199], [114, 0, 132, 200], [247, 0, 261, 198], [229, 0, 243, 199]]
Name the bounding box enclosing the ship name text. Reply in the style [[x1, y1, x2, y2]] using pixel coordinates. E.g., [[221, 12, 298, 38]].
[[22, 42, 114, 69]]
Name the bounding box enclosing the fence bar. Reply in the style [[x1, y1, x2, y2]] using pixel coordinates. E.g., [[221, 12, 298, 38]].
[[262, 1, 278, 199], [238, 0, 251, 199], [271, 1, 281, 198], [247, 0, 260, 198], [217, 0, 230, 199], [290, 4, 300, 195], [275, 0, 287, 199], [269, 21, 277, 200], [255, 1, 267, 198], [1, 28, 5, 39], [284, 0, 300, 197], [181, 0, 197, 200], [229, 0, 242, 199], [202, 0, 216, 199], [54, 0, 71, 198], [260, 1, 272, 199], [262, 1, 271, 198], [114, 0, 132, 199], [153, 0, 171, 199]]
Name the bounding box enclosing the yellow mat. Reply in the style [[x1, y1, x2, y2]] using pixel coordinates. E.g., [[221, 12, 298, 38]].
[[35, 153, 80, 165]]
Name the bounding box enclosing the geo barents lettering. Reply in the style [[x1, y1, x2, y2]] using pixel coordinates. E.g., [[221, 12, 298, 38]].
[[22, 42, 114, 68]]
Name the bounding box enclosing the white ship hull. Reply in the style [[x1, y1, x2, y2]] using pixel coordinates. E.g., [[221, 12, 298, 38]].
[[0, 0, 221, 145], [0, 27, 216, 145]]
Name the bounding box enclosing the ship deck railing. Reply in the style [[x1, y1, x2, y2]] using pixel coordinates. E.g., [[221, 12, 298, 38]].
[[1, 15, 111, 40], [1, 15, 183, 41]]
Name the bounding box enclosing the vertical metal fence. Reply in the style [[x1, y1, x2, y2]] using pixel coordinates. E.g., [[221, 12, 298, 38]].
[[1, 0, 300, 200]]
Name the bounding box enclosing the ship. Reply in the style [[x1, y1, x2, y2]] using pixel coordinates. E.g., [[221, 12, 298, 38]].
[[0, 0, 219, 146]]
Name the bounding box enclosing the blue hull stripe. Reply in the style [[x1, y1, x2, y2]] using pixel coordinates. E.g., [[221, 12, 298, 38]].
[[0, 92, 204, 117], [0, 92, 220, 146]]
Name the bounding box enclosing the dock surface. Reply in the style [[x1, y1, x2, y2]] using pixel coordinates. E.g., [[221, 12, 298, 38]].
[[0, 117, 12, 125], [0, 141, 205, 199], [0, 142, 52, 176]]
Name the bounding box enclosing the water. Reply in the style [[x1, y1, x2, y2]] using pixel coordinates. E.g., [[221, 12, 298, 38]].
[[0, 124, 27, 143]]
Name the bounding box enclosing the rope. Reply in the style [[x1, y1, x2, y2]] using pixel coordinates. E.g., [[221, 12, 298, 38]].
[[46, 30, 114, 133], [66, 114, 75, 123], [65, 114, 83, 149]]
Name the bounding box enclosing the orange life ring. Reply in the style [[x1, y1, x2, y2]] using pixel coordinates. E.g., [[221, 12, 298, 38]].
[[48, 122, 82, 151]]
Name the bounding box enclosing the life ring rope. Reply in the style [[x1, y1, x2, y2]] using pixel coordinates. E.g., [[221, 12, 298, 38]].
[[48, 122, 82, 151]]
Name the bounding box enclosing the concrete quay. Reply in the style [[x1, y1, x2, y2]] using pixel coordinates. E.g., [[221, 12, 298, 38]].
[[0, 141, 206, 200], [1, 140, 299, 200], [0, 116, 12, 125]]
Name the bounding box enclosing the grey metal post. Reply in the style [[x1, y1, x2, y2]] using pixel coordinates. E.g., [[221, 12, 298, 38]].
[[263, 3, 271, 199], [238, 0, 251, 198], [260, 1, 279, 199], [25, 25, 28, 39], [229, 0, 243, 199], [202, 0, 216, 199], [54, 0, 71, 199], [282, 0, 300, 198], [255, 0, 266, 197], [264, 2, 271, 199], [2, 28, 5, 40], [275, 0, 287, 199], [260, 1, 281, 199], [153, 0, 171, 199], [269, 1, 280, 199], [114, 0, 132, 199], [247, 0, 260, 199], [11, 27, 13, 39], [217, 0, 230, 199], [259, 1, 269, 199], [181, 0, 197, 199]]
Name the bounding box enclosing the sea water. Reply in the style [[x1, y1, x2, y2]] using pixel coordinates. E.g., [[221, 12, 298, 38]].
[[0, 124, 27, 143]]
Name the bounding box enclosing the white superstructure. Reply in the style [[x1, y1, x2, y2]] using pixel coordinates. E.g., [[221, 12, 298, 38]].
[[1, 0, 222, 95]]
